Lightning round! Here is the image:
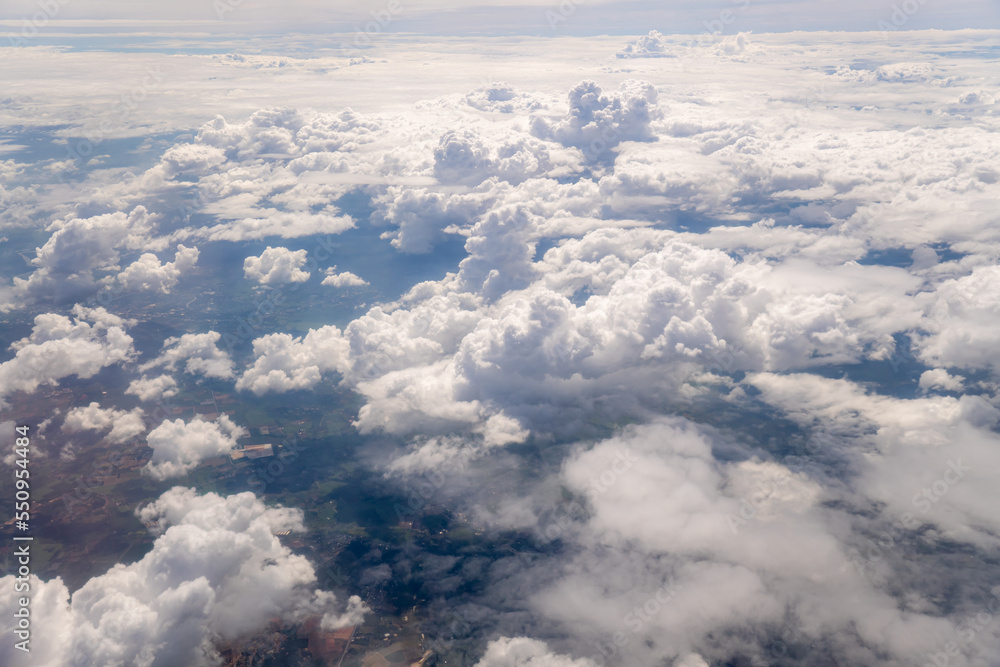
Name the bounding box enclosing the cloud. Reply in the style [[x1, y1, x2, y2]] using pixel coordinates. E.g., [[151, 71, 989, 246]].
[[457, 205, 538, 298], [0, 305, 135, 407], [6, 29, 1000, 667], [100, 108, 366, 244], [458, 417, 998, 666], [243, 246, 311, 284], [746, 372, 1000, 550], [433, 129, 572, 186], [144, 414, 246, 480], [139, 331, 235, 379], [919, 368, 965, 392], [188, 211, 355, 243], [62, 402, 146, 444], [372, 180, 502, 254], [309, 228, 922, 447], [160, 142, 228, 177], [236, 325, 348, 395], [914, 264, 1000, 374], [475, 637, 598, 666], [116, 244, 199, 293], [126, 374, 180, 402], [7, 206, 154, 307], [530, 80, 660, 159], [0, 487, 366, 667], [616, 30, 673, 59], [322, 267, 369, 287], [466, 82, 544, 113]]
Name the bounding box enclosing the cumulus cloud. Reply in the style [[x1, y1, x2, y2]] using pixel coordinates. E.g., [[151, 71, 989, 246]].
[[919, 368, 965, 392], [433, 129, 577, 186], [0, 487, 366, 667], [116, 244, 199, 293], [126, 374, 180, 402], [616, 30, 673, 59], [236, 325, 348, 395], [242, 227, 921, 450], [466, 82, 543, 113], [709, 32, 756, 58], [322, 267, 369, 287], [6, 206, 154, 307], [243, 246, 311, 284], [457, 205, 538, 298], [914, 264, 1000, 373], [530, 80, 660, 159], [102, 107, 366, 244], [372, 180, 501, 253], [144, 414, 246, 480], [0, 306, 135, 407], [62, 402, 146, 444], [139, 331, 235, 379]]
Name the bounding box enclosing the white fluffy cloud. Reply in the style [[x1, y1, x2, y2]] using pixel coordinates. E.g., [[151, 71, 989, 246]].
[[139, 331, 235, 379], [0, 306, 135, 407], [7, 207, 154, 307], [236, 325, 349, 395], [530, 80, 660, 158], [126, 374, 180, 402], [62, 402, 146, 444], [144, 414, 246, 480], [322, 267, 369, 287], [116, 244, 199, 293], [238, 226, 926, 450], [919, 368, 965, 392], [0, 487, 366, 667], [466, 82, 543, 114], [914, 264, 1000, 373], [616, 30, 673, 59], [433, 129, 574, 185], [243, 246, 311, 284]]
